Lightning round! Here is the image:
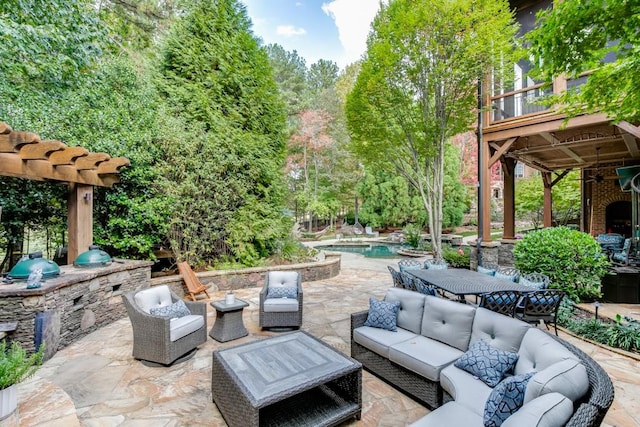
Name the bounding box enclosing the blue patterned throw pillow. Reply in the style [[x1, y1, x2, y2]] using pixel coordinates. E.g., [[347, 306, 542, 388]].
[[484, 372, 535, 426], [150, 299, 191, 318], [364, 298, 401, 331], [267, 286, 297, 299], [454, 340, 519, 387]]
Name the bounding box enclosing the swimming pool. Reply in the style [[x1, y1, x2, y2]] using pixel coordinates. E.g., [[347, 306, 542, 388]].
[[315, 243, 408, 258]]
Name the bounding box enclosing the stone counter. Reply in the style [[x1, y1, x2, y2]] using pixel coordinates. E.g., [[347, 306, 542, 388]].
[[0, 260, 152, 359]]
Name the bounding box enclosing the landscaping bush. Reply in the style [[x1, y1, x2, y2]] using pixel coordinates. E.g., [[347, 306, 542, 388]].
[[442, 244, 470, 268], [403, 224, 422, 249], [513, 226, 609, 302]]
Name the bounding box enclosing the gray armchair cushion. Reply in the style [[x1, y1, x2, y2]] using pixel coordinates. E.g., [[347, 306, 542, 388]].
[[421, 295, 476, 351], [267, 271, 299, 287], [263, 297, 299, 312], [352, 326, 416, 358], [384, 287, 426, 334], [501, 393, 573, 427], [389, 335, 464, 382], [470, 308, 530, 353], [134, 285, 173, 314], [169, 315, 205, 342]]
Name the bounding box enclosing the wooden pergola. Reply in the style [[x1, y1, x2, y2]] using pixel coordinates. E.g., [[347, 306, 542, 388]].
[[0, 122, 129, 263]]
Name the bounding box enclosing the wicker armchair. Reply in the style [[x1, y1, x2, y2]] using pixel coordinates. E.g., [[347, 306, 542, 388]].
[[259, 271, 303, 329], [122, 285, 207, 365]]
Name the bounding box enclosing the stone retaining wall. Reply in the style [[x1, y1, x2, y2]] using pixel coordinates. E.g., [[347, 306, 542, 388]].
[[0, 260, 152, 359], [152, 254, 342, 297]]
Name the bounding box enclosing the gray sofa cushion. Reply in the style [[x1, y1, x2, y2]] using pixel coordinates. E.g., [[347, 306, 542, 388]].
[[501, 392, 574, 427], [408, 402, 484, 427], [524, 359, 589, 404], [389, 335, 464, 382], [440, 364, 493, 415], [421, 295, 476, 351], [470, 307, 530, 353], [267, 271, 299, 287], [515, 328, 579, 375], [353, 326, 416, 358], [384, 287, 426, 334]]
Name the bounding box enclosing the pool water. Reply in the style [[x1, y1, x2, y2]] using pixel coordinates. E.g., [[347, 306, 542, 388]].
[[316, 243, 408, 258]]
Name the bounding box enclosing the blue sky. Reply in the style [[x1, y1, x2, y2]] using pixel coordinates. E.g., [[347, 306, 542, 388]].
[[241, 0, 382, 70]]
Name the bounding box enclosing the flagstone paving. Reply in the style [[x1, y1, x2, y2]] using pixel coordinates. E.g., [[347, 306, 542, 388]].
[[5, 251, 640, 426]]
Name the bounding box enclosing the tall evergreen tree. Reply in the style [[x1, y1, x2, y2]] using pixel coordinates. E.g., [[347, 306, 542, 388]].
[[156, 0, 289, 266]]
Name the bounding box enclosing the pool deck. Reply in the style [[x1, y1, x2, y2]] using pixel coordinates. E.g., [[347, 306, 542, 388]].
[[5, 247, 640, 427]]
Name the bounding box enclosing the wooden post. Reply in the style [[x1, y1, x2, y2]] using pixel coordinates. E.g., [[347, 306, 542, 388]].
[[543, 172, 553, 228], [502, 158, 516, 239], [67, 183, 93, 264]]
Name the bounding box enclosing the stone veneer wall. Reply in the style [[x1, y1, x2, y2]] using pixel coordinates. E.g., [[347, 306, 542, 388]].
[[152, 254, 341, 297], [0, 260, 152, 359], [469, 240, 517, 269]]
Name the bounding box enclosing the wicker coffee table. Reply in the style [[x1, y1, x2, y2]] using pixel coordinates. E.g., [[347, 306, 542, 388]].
[[211, 331, 362, 427]]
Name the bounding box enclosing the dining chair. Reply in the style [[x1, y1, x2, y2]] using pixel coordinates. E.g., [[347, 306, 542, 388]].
[[519, 272, 550, 290], [478, 291, 520, 317], [399, 271, 418, 292], [398, 258, 422, 272], [514, 289, 565, 335], [424, 258, 448, 270], [494, 266, 520, 282], [388, 266, 403, 288]]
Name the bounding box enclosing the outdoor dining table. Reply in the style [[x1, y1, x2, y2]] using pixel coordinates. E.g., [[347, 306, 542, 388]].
[[407, 268, 535, 298]]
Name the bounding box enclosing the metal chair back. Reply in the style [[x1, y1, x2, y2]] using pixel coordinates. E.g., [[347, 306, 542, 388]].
[[479, 291, 519, 317], [387, 266, 403, 288], [424, 258, 448, 270], [398, 258, 422, 272], [519, 272, 550, 289], [399, 271, 418, 292], [515, 289, 565, 335]]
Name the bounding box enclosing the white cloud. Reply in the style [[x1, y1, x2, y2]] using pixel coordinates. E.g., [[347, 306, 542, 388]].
[[321, 0, 382, 65], [276, 25, 307, 37]]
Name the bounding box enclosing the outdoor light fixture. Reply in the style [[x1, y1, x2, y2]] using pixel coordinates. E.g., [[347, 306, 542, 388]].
[[83, 192, 92, 202], [593, 301, 601, 320]]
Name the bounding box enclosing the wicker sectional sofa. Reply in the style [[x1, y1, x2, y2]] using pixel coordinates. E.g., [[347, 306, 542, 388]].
[[350, 288, 614, 426]]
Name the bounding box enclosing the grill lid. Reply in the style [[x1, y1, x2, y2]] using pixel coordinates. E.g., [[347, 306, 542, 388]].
[[9, 252, 61, 279], [74, 245, 112, 268]]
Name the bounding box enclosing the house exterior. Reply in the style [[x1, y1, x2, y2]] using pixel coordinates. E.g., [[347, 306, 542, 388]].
[[474, 0, 640, 266]]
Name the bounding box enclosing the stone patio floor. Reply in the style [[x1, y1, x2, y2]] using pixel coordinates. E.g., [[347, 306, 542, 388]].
[[4, 250, 640, 427]]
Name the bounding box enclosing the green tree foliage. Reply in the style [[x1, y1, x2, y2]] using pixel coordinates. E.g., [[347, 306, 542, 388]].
[[347, 0, 517, 257], [516, 171, 580, 228], [513, 226, 609, 302], [156, 0, 290, 267], [528, 0, 640, 122], [265, 44, 308, 119]]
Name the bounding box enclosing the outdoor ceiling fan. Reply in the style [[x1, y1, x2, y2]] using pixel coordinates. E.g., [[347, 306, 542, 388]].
[[582, 147, 619, 183]]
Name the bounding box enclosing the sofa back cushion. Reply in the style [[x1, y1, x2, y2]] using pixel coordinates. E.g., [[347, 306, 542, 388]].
[[134, 285, 173, 314], [515, 328, 589, 404], [470, 307, 531, 353], [385, 287, 426, 334], [421, 295, 476, 351], [268, 271, 299, 288]]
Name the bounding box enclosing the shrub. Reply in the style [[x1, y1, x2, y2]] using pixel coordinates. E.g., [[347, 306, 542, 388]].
[[403, 224, 422, 249], [513, 226, 609, 302], [442, 244, 470, 268], [0, 341, 45, 389]]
